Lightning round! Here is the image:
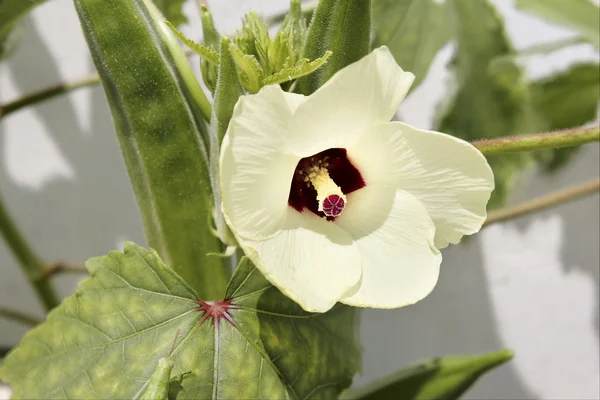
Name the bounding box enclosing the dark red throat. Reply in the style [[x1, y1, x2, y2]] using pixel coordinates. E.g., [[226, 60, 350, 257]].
[[288, 148, 365, 220]]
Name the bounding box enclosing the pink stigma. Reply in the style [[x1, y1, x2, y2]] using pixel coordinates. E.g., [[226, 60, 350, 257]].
[[322, 195, 345, 217]]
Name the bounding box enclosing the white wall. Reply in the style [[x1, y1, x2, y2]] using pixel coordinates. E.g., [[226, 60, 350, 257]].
[[0, 0, 598, 398]]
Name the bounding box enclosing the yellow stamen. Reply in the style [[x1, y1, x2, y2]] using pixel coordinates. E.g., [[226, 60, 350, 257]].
[[308, 167, 346, 217]]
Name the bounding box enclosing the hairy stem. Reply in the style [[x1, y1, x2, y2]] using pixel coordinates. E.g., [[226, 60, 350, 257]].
[[473, 126, 599, 156], [0, 307, 42, 327], [0, 74, 100, 119], [484, 178, 600, 227], [0, 193, 59, 311]]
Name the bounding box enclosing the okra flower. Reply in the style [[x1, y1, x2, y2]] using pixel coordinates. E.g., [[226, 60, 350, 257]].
[[220, 46, 494, 313]]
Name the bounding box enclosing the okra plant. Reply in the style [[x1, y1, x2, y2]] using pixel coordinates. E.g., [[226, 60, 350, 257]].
[[0, 0, 598, 399]]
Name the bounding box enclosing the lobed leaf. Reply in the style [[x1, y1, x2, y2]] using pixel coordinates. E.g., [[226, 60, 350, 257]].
[[515, 0, 600, 48], [0, 243, 361, 399], [372, 0, 453, 91], [435, 0, 530, 209], [529, 63, 600, 172]]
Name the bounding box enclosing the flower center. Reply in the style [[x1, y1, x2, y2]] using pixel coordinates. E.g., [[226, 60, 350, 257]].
[[288, 148, 365, 221], [306, 166, 347, 217]]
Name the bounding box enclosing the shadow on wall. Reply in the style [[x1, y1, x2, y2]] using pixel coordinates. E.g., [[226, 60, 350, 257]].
[[526, 145, 600, 333], [0, 17, 146, 346]]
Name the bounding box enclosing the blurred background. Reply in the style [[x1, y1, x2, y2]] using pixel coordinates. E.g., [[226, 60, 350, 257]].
[[0, 0, 598, 398]]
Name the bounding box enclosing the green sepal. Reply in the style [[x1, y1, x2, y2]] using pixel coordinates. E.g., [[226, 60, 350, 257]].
[[199, 4, 221, 49], [263, 51, 332, 86], [209, 36, 245, 247], [340, 350, 513, 400], [74, 0, 228, 298], [229, 42, 265, 94], [269, 0, 308, 72], [199, 3, 221, 93], [238, 12, 271, 69], [295, 0, 371, 95], [166, 21, 220, 64]]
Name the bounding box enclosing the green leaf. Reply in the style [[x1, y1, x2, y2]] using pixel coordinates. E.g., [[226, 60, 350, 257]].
[[0, 243, 361, 399], [0, 0, 46, 59], [295, 0, 372, 95], [153, 0, 187, 27], [530, 63, 600, 172], [341, 350, 513, 400], [515, 0, 600, 48], [372, 0, 453, 91], [436, 0, 530, 209], [166, 20, 220, 64], [74, 0, 228, 298], [263, 51, 331, 86], [489, 36, 588, 74]]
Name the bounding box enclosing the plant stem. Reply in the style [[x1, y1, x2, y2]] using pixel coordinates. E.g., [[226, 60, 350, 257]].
[[473, 126, 599, 156], [0, 193, 59, 311], [484, 178, 600, 227], [40, 262, 88, 279], [0, 46, 197, 120], [0, 307, 42, 327], [0, 74, 100, 120]]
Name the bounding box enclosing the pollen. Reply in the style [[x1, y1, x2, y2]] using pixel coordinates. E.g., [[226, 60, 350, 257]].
[[308, 166, 347, 218]]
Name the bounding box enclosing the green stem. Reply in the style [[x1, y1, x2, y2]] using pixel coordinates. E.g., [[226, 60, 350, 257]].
[[484, 178, 600, 227], [0, 307, 42, 327], [0, 74, 100, 119], [0, 46, 197, 121], [473, 126, 599, 156], [40, 262, 88, 279], [0, 193, 59, 311]]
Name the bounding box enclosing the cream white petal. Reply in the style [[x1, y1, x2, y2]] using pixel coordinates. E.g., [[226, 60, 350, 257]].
[[349, 122, 494, 248], [286, 46, 415, 157], [238, 209, 362, 313], [336, 186, 441, 308], [220, 85, 302, 240]]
